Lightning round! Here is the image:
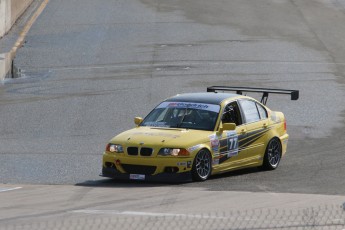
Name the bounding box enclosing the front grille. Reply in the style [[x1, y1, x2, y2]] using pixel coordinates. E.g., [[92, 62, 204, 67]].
[[127, 147, 138, 156], [140, 148, 153, 156], [121, 164, 156, 175], [127, 147, 153, 156]]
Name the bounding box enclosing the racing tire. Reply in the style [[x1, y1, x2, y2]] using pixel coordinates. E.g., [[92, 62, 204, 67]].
[[262, 138, 282, 170], [192, 149, 212, 181]]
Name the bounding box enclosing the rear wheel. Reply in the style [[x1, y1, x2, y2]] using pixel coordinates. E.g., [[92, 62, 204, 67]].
[[192, 149, 212, 181], [262, 138, 282, 170]]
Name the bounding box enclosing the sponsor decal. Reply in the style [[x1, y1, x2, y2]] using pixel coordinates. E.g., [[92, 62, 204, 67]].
[[226, 130, 237, 138], [177, 162, 187, 166], [157, 102, 220, 113], [224, 150, 238, 158], [212, 158, 220, 165], [188, 144, 202, 152], [213, 152, 220, 157], [131, 132, 180, 139], [271, 112, 281, 123], [209, 133, 222, 153], [210, 139, 219, 152], [168, 102, 209, 110], [144, 122, 169, 127]]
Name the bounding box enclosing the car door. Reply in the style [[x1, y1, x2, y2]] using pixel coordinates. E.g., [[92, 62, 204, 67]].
[[238, 99, 269, 163], [212, 101, 248, 172]]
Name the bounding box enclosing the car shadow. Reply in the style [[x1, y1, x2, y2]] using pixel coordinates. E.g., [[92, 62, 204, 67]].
[[75, 178, 186, 188], [76, 167, 264, 188], [209, 167, 264, 181]]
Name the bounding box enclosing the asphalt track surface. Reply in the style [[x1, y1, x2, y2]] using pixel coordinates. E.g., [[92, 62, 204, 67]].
[[1, 0, 345, 196], [2, 1, 345, 229]]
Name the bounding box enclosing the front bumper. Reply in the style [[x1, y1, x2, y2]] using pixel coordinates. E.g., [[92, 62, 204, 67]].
[[102, 153, 194, 182], [100, 166, 192, 182]]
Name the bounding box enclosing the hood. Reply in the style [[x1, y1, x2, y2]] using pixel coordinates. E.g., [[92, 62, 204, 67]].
[[110, 126, 213, 148]]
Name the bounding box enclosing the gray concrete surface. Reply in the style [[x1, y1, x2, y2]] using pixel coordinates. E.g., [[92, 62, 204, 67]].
[[0, 0, 345, 196], [0, 184, 344, 229]]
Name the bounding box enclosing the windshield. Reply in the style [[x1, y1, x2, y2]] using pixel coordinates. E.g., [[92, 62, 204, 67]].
[[141, 102, 220, 131]]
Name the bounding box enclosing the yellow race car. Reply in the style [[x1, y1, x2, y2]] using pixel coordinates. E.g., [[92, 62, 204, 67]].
[[101, 86, 299, 182]]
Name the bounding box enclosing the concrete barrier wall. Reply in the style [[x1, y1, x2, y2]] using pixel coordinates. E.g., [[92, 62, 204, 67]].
[[0, 0, 11, 39], [11, 0, 33, 27], [0, 0, 33, 38], [1, 0, 33, 81], [0, 52, 11, 81]]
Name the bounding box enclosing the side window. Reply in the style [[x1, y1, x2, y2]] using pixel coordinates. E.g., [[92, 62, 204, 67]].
[[256, 103, 267, 119], [221, 101, 242, 126], [238, 100, 260, 123]]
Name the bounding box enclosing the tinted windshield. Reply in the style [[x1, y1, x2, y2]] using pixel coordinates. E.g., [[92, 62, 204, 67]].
[[141, 102, 220, 131]]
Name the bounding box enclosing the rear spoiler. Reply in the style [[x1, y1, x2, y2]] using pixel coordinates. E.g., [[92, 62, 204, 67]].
[[207, 86, 299, 105]]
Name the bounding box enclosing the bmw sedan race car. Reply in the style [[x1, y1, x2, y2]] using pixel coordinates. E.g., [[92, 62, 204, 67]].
[[101, 86, 299, 182]]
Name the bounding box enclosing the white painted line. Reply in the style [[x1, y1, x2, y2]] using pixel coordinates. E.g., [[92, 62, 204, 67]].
[[0, 187, 22, 193], [333, 219, 344, 221], [72, 209, 226, 219]]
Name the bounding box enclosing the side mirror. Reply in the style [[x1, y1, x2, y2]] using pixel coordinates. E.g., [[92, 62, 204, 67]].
[[134, 117, 143, 126], [223, 123, 236, 131], [217, 122, 236, 134]]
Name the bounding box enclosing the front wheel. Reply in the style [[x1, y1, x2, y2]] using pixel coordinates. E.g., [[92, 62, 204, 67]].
[[262, 138, 282, 170], [192, 149, 212, 181]]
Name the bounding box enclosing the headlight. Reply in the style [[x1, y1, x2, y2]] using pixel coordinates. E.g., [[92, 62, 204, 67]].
[[106, 143, 124, 153], [158, 148, 190, 156]]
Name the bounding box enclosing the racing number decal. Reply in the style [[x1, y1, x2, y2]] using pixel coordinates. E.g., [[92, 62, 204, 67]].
[[211, 131, 239, 165], [226, 134, 239, 157]]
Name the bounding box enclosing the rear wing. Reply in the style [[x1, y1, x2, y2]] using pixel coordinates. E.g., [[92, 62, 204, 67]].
[[207, 86, 299, 105]]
